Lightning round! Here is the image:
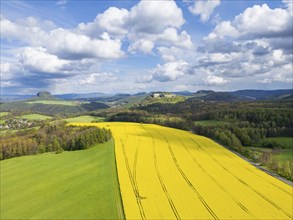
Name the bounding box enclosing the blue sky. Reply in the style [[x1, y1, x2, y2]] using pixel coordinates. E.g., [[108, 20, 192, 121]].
[[1, 0, 292, 94]]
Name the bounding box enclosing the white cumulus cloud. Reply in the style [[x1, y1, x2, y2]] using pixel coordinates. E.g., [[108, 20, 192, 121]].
[[203, 75, 228, 85], [20, 47, 69, 74], [47, 30, 124, 60], [128, 39, 154, 54], [77, 7, 129, 37], [146, 60, 188, 82], [80, 72, 118, 85], [1, 17, 125, 61], [76, 0, 191, 54], [188, 0, 221, 22], [207, 3, 292, 41]]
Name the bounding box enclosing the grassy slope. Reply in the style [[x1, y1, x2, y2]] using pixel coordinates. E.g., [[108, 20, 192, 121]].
[[1, 100, 87, 115], [20, 114, 52, 120], [0, 112, 9, 124], [250, 137, 293, 166], [265, 137, 293, 149], [263, 137, 293, 163], [274, 150, 292, 162], [64, 115, 105, 123], [141, 96, 186, 106], [26, 100, 79, 106], [0, 140, 124, 220], [0, 112, 9, 117]]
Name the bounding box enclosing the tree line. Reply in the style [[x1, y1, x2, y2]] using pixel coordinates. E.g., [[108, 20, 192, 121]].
[[0, 122, 112, 160]]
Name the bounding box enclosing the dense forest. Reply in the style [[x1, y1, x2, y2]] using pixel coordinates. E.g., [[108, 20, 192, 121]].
[[0, 122, 112, 160]]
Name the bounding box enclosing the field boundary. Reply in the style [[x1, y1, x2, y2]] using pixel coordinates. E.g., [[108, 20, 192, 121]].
[[112, 139, 126, 220]]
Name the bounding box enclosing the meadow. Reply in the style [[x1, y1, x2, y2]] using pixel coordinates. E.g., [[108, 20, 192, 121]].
[[64, 115, 105, 123], [26, 100, 79, 106], [265, 137, 293, 149], [274, 150, 293, 162], [0, 112, 9, 117], [72, 122, 293, 220], [0, 112, 9, 124], [19, 114, 52, 120], [0, 140, 124, 220], [252, 137, 293, 168]]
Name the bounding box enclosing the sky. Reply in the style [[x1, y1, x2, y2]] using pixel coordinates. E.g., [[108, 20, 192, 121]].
[[0, 0, 292, 94]]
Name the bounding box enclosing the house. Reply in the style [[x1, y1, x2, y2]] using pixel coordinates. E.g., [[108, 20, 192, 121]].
[[164, 94, 176, 98], [151, 92, 176, 98], [151, 93, 162, 98]]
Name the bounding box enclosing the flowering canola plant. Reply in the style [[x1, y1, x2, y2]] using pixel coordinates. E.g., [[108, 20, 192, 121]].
[[71, 122, 292, 220]]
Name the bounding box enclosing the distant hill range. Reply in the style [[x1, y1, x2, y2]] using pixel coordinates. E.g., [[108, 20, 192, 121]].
[[0, 91, 109, 115], [55, 92, 108, 100], [0, 92, 108, 102], [199, 92, 241, 102], [193, 89, 292, 102], [36, 91, 54, 99], [1, 89, 292, 103], [231, 89, 293, 100]]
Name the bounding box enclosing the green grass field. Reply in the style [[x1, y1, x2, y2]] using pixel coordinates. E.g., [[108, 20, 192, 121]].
[[0, 112, 9, 124], [274, 149, 293, 162], [141, 96, 186, 105], [194, 120, 230, 126], [19, 114, 52, 121], [264, 137, 293, 149], [250, 137, 292, 165], [26, 100, 79, 106], [249, 147, 272, 153], [0, 140, 124, 220], [64, 115, 105, 123], [0, 112, 9, 117], [0, 127, 40, 135]]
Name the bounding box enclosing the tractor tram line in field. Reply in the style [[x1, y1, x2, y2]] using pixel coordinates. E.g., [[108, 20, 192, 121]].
[[244, 166, 292, 195], [206, 139, 292, 195], [208, 144, 293, 219], [179, 139, 254, 217], [120, 136, 146, 220], [132, 139, 141, 199], [154, 128, 219, 220], [142, 124, 182, 220], [189, 137, 293, 219]]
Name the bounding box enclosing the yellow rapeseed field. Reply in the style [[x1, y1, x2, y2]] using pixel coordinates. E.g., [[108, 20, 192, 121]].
[[71, 122, 293, 220]]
